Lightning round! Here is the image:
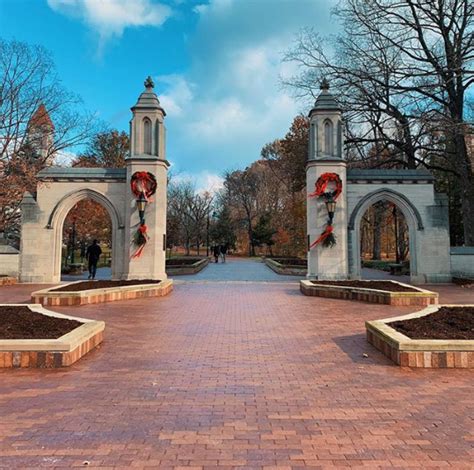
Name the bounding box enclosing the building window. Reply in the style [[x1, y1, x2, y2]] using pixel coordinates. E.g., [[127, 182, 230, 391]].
[[143, 118, 152, 154], [324, 119, 333, 155]]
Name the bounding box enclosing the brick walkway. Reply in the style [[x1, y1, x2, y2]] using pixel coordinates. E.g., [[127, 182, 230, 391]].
[[0, 268, 473, 468]]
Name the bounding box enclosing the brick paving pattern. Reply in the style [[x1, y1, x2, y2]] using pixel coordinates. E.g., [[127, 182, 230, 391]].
[[0, 259, 473, 468]]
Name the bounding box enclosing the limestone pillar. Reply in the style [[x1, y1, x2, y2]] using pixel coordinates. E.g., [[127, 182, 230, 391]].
[[306, 80, 349, 280], [122, 77, 169, 280]]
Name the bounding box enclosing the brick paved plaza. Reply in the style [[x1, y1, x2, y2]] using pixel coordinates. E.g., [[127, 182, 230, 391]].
[[0, 259, 473, 468]]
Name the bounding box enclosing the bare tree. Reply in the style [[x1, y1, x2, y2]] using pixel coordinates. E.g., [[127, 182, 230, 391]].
[[0, 39, 96, 243], [285, 0, 474, 244], [224, 168, 261, 256]]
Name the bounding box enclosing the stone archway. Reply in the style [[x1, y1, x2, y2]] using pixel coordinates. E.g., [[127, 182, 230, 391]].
[[47, 188, 124, 281], [348, 188, 422, 281], [19, 78, 170, 284]]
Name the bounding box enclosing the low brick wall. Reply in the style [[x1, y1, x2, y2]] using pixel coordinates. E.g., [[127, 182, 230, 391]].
[[366, 305, 474, 368], [31, 279, 173, 306], [265, 258, 307, 276], [300, 280, 438, 306], [0, 304, 104, 368], [166, 258, 209, 276]]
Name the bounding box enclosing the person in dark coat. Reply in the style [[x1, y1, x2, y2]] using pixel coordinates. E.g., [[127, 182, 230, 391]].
[[86, 239, 102, 279], [213, 244, 220, 263], [219, 243, 228, 263]]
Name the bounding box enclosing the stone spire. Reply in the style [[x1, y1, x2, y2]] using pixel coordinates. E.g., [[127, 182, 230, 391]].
[[29, 104, 54, 130], [27, 103, 55, 162], [309, 79, 341, 116], [129, 76, 167, 159], [131, 76, 166, 115], [308, 79, 344, 161]]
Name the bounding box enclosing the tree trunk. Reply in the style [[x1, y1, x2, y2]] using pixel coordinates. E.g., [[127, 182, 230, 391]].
[[372, 206, 382, 260], [455, 133, 474, 246], [393, 206, 400, 264]]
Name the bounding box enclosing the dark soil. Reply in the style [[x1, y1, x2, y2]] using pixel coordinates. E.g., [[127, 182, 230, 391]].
[[311, 280, 419, 292], [51, 279, 161, 292], [0, 306, 82, 340], [389, 306, 474, 340], [166, 257, 204, 266], [271, 258, 307, 267], [453, 277, 473, 288]]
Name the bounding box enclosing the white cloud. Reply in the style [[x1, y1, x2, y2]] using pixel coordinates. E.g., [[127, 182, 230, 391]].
[[157, 74, 194, 117], [172, 170, 224, 194], [158, 0, 337, 174], [47, 0, 172, 53], [55, 150, 77, 166]]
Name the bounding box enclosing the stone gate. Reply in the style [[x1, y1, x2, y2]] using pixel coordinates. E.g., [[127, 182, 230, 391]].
[[306, 82, 451, 284], [19, 77, 169, 283]]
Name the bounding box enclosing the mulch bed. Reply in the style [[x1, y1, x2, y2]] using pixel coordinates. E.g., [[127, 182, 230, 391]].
[[166, 258, 204, 266], [389, 306, 474, 340], [271, 258, 307, 267], [311, 280, 419, 292], [51, 280, 161, 292], [453, 277, 473, 288], [0, 306, 82, 340]]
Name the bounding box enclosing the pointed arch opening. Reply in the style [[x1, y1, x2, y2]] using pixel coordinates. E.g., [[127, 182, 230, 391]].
[[62, 200, 112, 280], [324, 119, 333, 155], [143, 117, 152, 154], [47, 188, 123, 281], [348, 188, 422, 282]]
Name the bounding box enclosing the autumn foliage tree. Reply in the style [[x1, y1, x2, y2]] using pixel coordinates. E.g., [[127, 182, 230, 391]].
[[221, 115, 309, 257], [285, 0, 474, 245], [62, 129, 129, 264]]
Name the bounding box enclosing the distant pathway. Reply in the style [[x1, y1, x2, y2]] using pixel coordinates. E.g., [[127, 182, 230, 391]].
[[63, 258, 412, 285], [178, 257, 299, 283]]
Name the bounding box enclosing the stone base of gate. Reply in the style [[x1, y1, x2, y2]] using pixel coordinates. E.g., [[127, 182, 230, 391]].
[[0, 304, 104, 368], [31, 279, 174, 306], [300, 280, 438, 306], [366, 305, 474, 368]]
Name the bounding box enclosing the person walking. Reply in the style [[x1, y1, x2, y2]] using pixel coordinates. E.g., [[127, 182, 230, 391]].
[[86, 239, 102, 280], [213, 244, 220, 263], [219, 243, 228, 263]]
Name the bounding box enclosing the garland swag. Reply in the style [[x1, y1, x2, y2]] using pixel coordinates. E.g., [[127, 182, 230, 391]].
[[130, 171, 157, 258], [309, 172, 342, 248]]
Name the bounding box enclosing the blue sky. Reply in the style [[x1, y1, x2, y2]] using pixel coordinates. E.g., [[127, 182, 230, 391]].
[[0, 0, 337, 190]]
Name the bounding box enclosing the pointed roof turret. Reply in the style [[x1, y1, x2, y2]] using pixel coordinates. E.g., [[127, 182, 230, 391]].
[[309, 79, 341, 116], [29, 104, 54, 129], [131, 75, 166, 115]]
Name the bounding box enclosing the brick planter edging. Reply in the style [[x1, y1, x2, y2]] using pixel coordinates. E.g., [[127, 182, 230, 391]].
[[366, 305, 474, 368], [0, 304, 104, 368], [300, 280, 438, 306], [166, 258, 209, 275], [265, 258, 307, 276], [31, 279, 174, 306], [0, 276, 17, 286]]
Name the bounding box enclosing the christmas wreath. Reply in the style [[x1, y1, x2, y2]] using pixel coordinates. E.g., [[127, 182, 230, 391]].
[[309, 172, 342, 248], [130, 171, 157, 200], [308, 172, 342, 200], [130, 171, 157, 258]]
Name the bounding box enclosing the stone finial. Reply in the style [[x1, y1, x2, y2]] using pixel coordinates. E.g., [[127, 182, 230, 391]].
[[144, 76, 155, 89], [320, 78, 330, 91]]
